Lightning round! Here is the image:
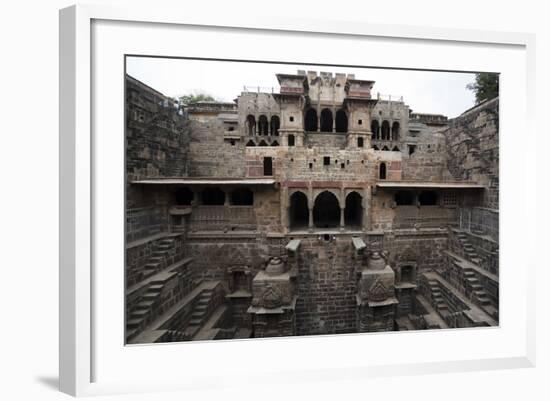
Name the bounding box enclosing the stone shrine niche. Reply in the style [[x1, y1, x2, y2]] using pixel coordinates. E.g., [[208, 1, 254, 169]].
[[356, 252, 397, 332], [248, 257, 297, 337]]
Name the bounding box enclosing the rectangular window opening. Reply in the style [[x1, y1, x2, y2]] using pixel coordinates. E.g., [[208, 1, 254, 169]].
[[263, 157, 273, 176]]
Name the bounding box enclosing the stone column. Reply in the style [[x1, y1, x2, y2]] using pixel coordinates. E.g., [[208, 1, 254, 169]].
[[340, 207, 345, 231], [317, 114, 321, 132], [308, 208, 314, 232]]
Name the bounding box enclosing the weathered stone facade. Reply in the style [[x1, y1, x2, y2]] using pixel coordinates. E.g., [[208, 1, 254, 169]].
[[125, 71, 499, 343]]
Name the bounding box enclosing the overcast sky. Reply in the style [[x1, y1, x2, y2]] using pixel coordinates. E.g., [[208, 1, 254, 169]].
[[126, 56, 477, 118]]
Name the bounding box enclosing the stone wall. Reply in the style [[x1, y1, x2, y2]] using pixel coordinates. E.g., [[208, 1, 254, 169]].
[[126, 76, 190, 181], [187, 118, 247, 177], [294, 237, 357, 335], [444, 98, 499, 209]]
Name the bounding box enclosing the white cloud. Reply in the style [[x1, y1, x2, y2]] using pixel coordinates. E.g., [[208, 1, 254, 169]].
[[126, 56, 477, 118]]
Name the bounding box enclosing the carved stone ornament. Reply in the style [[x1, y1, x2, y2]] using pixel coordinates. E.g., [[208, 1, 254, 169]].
[[368, 279, 388, 302], [261, 284, 283, 308]]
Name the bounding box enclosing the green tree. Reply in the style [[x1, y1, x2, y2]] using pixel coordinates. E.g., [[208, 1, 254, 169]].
[[178, 93, 215, 105], [466, 73, 499, 104]]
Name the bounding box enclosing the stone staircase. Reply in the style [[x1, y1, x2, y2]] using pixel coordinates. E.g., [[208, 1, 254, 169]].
[[142, 237, 176, 279], [427, 279, 449, 314], [455, 231, 481, 265], [463, 267, 492, 307], [126, 279, 167, 341], [183, 288, 216, 338]]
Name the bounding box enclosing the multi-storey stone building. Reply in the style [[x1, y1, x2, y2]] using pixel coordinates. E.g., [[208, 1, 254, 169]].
[[125, 70, 499, 344]]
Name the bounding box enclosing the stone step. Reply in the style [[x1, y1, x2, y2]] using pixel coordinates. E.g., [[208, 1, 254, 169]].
[[132, 306, 149, 315], [470, 283, 483, 290], [127, 318, 142, 329], [143, 292, 160, 300], [477, 297, 491, 305], [189, 318, 202, 326], [149, 283, 164, 290], [137, 299, 155, 309]]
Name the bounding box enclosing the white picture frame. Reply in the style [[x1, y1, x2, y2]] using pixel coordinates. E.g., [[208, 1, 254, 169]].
[[59, 4, 536, 397]]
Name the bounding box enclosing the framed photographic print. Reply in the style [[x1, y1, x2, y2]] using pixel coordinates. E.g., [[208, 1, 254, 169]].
[[59, 4, 536, 397]]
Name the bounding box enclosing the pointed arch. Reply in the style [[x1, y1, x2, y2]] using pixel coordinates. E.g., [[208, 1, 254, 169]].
[[313, 191, 340, 228], [320, 108, 333, 132], [289, 191, 309, 229], [392, 146, 400, 152], [304, 108, 318, 131], [335, 109, 348, 133], [258, 140, 268, 146], [392, 121, 400, 140], [258, 115, 269, 135], [246, 140, 256, 147], [271, 140, 279, 146], [270, 115, 280, 136], [246, 115, 256, 136]]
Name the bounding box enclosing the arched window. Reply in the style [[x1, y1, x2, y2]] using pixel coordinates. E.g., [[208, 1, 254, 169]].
[[201, 188, 225, 205], [394, 191, 414, 206], [246, 115, 256, 136], [392, 146, 400, 152], [335, 109, 348, 133], [344, 192, 363, 228], [270, 115, 280, 136], [419, 190, 438, 206], [382, 146, 389, 151], [289, 192, 308, 229], [231, 188, 254, 205], [258, 115, 269, 135], [175, 187, 193, 205], [357, 137, 364, 148], [271, 140, 279, 146], [246, 140, 255, 147], [381, 121, 390, 140], [379, 162, 387, 180], [320, 108, 333, 132], [373, 145, 379, 150], [392, 122, 400, 140], [371, 120, 380, 140], [313, 191, 340, 228], [304, 108, 318, 131], [258, 140, 268, 146]]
